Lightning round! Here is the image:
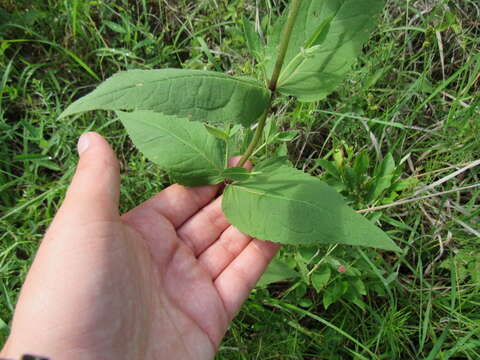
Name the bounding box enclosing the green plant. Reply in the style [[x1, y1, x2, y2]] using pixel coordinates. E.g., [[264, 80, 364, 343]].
[[2, 0, 479, 356], [59, 0, 399, 252], [316, 145, 418, 207]]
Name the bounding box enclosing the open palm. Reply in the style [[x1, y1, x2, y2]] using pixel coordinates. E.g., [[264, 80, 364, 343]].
[[1, 133, 278, 360]]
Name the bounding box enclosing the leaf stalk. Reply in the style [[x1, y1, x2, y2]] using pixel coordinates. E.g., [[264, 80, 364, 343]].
[[237, 98, 271, 167]]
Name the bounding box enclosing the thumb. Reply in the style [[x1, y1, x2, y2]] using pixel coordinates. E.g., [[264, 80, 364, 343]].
[[55, 132, 121, 225]]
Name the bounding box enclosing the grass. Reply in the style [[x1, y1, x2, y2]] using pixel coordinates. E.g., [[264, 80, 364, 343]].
[[1, 0, 479, 358]]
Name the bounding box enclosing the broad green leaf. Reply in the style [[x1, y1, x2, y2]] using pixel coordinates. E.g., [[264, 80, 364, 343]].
[[60, 69, 271, 127], [266, 0, 385, 101], [323, 280, 349, 309], [311, 264, 331, 292], [222, 165, 400, 251], [366, 153, 395, 202], [257, 258, 300, 287], [117, 110, 226, 186]]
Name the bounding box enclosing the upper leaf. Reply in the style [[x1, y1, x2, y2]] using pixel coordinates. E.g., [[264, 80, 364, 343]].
[[222, 165, 399, 251], [117, 110, 226, 186], [60, 69, 271, 127], [265, 0, 385, 101]]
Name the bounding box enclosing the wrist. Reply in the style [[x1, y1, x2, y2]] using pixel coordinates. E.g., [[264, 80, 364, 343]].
[[1, 345, 49, 360], [1, 341, 48, 360], [1, 355, 49, 360]]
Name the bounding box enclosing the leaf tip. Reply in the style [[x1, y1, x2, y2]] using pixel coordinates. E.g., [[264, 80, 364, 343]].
[[379, 240, 402, 253]]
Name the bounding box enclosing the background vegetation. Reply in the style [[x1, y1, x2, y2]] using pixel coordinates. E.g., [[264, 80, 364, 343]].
[[0, 0, 479, 358]]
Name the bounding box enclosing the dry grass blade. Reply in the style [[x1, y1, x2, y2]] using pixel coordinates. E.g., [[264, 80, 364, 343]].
[[358, 184, 480, 214], [413, 159, 480, 196]]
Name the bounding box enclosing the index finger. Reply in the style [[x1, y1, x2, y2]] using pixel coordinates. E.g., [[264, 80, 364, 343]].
[[124, 183, 220, 228], [214, 239, 280, 319]]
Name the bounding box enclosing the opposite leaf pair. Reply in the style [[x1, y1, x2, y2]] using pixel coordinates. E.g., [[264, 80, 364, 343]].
[[59, 0, 400, 251], [60, 69, 272, 185], [253, 0, 385, 100]]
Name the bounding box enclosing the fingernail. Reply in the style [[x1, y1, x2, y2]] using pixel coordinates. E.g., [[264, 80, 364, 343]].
[[77, 133, 91, 155]]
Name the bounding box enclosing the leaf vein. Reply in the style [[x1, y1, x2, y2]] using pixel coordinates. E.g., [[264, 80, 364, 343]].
[[138, 118, 222, 172]]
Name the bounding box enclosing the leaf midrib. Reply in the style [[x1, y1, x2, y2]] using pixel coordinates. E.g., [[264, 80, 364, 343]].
[[231, 183, 322, 210]]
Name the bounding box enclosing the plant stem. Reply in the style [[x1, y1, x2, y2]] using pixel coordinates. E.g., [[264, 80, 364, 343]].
[[237, 101, 271, 167], [268, 0, 302, 92], [238, 0, 302, 167]]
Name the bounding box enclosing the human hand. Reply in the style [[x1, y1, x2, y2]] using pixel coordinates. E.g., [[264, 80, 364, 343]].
[[1, 132, 279, 360]]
